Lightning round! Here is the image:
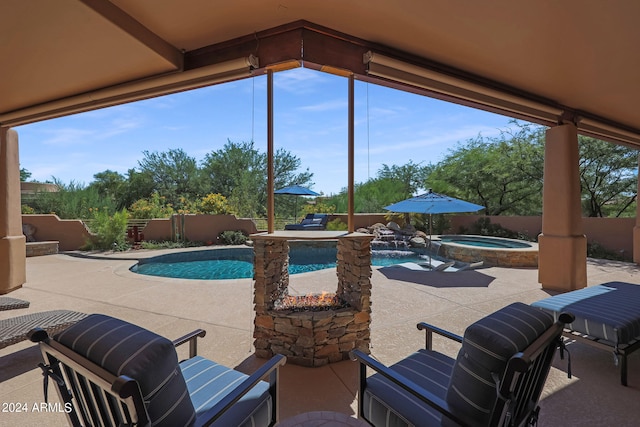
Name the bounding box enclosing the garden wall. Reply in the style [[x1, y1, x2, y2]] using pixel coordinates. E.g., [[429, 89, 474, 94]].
[[21, 214, 92, 251], [450, 215, 635, 260], [20, 213, 635, 259], [141, 214, 258, 244]]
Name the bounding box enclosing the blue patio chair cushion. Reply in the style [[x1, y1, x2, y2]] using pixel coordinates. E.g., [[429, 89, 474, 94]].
[[54, 314, 196, 426], [181, 356, 272, 427], [445, 303, 554, 425], [362, 349, 455, 427], [531, 281, 640, 345]]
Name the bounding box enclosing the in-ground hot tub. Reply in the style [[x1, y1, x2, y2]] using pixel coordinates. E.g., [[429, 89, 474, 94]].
[[436, 235, 538, 267]]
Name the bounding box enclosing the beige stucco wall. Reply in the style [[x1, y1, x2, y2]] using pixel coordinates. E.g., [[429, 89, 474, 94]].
[[142, 214, 258, 243], [450, 215, 634, 260], [21, 214, 92, 251]]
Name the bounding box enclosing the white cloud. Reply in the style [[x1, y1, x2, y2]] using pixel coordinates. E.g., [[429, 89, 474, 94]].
[[298, 99, 347, 112]]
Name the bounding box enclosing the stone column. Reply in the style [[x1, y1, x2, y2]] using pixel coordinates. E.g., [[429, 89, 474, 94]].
[[538, 124, 587, 291], [633, 153, 640, 264], [0, 127, 26, 293]]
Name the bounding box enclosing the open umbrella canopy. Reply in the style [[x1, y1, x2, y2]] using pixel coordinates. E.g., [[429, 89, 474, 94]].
[[274, 185, 320, 196], [275, 185, 320, 223], [384, 189, 484, 214]]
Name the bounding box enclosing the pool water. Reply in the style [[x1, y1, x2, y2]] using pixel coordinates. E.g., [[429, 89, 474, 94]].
[[131, 248, 429, 280], [439, 235, 532, 249]]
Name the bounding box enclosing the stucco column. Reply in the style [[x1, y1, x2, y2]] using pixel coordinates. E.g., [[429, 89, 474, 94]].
[[0, 127, 26, 293], [538, 123, 587, 291], [633, 153, 640, 264]]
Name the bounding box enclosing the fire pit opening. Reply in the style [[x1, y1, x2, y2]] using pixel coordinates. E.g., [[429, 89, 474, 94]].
[[274, 292, 350, 312], [252, 233, 373, 367]]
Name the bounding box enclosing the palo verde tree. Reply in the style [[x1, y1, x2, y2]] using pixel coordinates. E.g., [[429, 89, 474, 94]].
[[428, 123, 545, 215], [200, 140, 314, 218], [137, 148, 202, 206], [579, 136, 638, 217]]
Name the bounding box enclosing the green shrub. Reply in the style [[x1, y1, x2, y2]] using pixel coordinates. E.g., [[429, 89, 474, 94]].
[[85, 209, 129, 250], [129, 192, 174, 219], [326, 218, 347, 231], [198, 193, 234, 215], [140, 240, 202, 250], [218, 230, 247, 245], [461, 217, 532, 241], [587, 241, 626, 261]]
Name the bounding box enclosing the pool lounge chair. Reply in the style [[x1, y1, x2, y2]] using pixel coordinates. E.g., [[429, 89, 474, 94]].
[[29, 314, 286, 427], [284, 213, 329, 231], [351, 303, 573, 427], [392, 261, 456, 272]]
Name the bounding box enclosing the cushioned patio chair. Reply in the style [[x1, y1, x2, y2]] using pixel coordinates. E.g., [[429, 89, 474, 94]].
[[351, 303, 573, 427], [29, 314, 286, 427], [284, 213, 329, 231]]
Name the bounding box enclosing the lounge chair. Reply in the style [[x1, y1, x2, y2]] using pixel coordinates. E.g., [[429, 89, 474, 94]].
[[351, 303, 573, 427], [29, 314, 286, 427], [0, 310, 87, 349], [284, 213, 329, 231], [0, 296, 30, 311], [390, 261, 456, 272], [532, 281, 640, 386]]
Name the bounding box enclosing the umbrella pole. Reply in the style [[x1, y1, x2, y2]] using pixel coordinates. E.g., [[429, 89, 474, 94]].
[[429, 213, 433, 265]]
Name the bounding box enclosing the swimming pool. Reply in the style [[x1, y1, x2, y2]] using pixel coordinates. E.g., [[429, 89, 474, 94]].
[[131, 245, 431, 280]]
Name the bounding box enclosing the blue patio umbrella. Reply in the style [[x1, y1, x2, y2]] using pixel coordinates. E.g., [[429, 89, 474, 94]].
[[384, 189, 485, 216], [384, 189, 485, 261], [275, 185, 320, 221]]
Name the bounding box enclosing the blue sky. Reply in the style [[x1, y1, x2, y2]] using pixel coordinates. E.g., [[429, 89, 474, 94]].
[[15, 68, 518, 195]]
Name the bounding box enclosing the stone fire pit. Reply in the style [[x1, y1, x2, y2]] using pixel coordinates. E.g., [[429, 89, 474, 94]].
[[252, 232, 373, 367]]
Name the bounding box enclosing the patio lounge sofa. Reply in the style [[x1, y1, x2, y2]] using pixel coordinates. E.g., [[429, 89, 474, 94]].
[[284, 213, 329, 231], [29, 314, 286, 427], [351, 302, 573, 427], [532, 281, 640, 386]]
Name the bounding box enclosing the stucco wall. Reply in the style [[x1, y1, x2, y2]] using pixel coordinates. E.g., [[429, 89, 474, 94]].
[[449, 215, 634, 260], [21, 214, 92, 251], [142, 214, 258, 243], [20, 213, 635, 259]]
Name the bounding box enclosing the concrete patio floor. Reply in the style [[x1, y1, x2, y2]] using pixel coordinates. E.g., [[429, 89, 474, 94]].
[[1, 248, 639, 426]]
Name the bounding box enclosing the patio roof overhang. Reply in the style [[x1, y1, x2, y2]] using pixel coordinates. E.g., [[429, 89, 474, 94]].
[[2, 1, 640, 147]]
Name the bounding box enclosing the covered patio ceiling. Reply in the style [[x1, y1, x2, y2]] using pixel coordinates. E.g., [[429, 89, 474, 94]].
[[2, 0, 640, 146]]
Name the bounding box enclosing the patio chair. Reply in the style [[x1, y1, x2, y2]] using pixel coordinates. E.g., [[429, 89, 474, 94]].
[[351, 303, 573, 427], [284, 213, 329, 231], [28, 314, 286, 427]]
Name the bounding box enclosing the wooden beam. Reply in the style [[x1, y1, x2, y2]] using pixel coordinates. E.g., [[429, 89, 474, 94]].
[[80, 0, 182, 70]]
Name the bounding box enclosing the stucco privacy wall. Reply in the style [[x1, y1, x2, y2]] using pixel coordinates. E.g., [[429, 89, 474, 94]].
[[1, 128, 26, 293], [18, 213, 635, 257], [22, 214, 92, 251], [142, 214, 258, 243], [449, 215, 634, 260]]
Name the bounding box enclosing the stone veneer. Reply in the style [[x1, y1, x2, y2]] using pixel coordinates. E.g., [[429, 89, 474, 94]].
[[253, 233, 373, 367], [439, 241, 539, 267]]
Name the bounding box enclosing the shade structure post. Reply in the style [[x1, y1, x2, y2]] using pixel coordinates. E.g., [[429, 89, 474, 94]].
[[348, 73, 355, 233], [267, 70, 275, 233]]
